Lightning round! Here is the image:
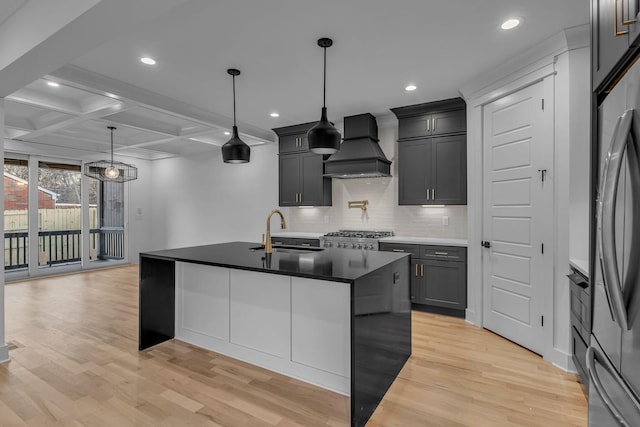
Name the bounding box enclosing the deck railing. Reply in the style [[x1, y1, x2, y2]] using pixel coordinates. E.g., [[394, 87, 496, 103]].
[[4, 228, 125, 270]]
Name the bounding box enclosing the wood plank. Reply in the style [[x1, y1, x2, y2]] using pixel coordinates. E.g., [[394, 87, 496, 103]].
[[0, 265, 586, 426]]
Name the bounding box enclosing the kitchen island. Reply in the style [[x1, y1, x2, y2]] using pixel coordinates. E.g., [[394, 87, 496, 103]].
[[139, 242, 411, 427]]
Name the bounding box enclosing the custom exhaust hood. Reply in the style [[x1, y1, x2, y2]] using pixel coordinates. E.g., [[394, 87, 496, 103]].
[[323, 113, 391, 178]]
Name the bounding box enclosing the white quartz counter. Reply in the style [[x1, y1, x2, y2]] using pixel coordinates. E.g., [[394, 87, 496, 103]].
[[380, 236, 468, 247], [570, 258, 589, 278], [270, 232, 325, 239]]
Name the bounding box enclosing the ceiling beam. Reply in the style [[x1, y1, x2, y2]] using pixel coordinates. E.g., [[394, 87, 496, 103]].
[[0, 0, 191, 97], [15, 101, 135, 140], [50, 65, 276, 143]]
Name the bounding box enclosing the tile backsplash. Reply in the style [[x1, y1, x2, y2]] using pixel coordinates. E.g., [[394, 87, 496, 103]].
[[286, 125, 467, 238]]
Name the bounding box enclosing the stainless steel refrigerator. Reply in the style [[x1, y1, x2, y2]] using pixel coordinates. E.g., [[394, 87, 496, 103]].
[[590, 54, 640, 426]]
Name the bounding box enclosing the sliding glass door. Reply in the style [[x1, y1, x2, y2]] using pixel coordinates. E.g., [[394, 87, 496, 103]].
[[4, 154, 127, 279], [37, 161, 82, 268], [4, 157, 29, 272]]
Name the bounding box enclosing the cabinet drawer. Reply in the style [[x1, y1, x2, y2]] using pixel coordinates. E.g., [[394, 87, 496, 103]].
[[420, 245, 466, 261], [271, 237, 320, 247], [378, 243, 420, 257]]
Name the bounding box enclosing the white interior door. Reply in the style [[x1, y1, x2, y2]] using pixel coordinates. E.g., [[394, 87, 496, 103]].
[[481, 80, 553, 355]]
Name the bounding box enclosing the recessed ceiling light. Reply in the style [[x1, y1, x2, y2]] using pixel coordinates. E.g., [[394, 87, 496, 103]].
[[405, 85, 417, 92], [140, 57, 156, 65], [270, 112, 280, 118], [223, 131, 231, 135], [501, 18, 520, 30], [47, 81, 60, 87]]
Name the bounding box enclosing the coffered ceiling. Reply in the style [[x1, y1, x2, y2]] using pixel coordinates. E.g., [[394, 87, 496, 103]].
[[1, 0, 590, 161]]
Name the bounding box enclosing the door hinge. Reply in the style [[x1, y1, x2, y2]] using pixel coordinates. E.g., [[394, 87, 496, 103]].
[[541, 243, 544, 254], [541, 99, 545, 111], [541, 315, 544, 327]]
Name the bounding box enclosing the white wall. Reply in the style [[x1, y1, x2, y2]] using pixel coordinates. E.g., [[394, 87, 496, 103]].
[[569, 47, 591, 265], [127, 158, 153, 261], [149, 143, 279, 250], [287, 125, 468, 238]]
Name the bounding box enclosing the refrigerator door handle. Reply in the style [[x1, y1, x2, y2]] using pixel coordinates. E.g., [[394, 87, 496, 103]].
[[586, 345, 640, 427], [598, 109, 633, 330]]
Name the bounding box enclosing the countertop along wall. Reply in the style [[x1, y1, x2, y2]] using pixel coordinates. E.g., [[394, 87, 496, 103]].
[[286, 125, 468, 239]]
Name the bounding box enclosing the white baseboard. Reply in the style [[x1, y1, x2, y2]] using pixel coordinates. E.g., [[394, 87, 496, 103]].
[[0, 343, 9, 364], [545, 347, 573, 372], [465, 308, 480, 327]]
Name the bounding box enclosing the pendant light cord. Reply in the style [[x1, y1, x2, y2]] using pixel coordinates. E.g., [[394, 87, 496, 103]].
[[109, 126, 115, 164], [232, 74, 237, 127], [323, 46, 327, 108]]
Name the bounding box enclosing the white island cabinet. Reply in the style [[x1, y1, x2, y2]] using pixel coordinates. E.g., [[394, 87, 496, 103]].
[[175, 262, 351, 394]]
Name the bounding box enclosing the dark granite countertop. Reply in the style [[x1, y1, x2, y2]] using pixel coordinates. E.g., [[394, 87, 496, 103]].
[[140, 241, 409, 283]]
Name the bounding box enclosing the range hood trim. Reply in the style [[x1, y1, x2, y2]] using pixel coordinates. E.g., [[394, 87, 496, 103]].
[[324, 113, 392, 179]]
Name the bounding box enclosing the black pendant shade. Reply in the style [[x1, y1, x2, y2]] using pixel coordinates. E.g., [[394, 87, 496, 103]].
[[308, 37, 341, 155], [222, 68, 250, 163], [222, 125, 251, 163]]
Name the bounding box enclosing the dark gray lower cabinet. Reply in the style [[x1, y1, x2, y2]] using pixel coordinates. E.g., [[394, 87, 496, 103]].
[[380, 242, 467, 317]]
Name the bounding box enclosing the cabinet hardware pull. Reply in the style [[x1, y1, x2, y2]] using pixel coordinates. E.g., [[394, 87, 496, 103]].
[[426, 188, 430, 201], [299, 193, 302, 202], [432, 118, 436, 131], [432, 188, 435, 200], [415, 264, 419, 276], [392, 249, 405, 252], [274, 241, 284, 245], [421, 264, 424, 277], [435, 251, 449, 256], [301, 243, 311, 247], [426, 118, 430, 131]]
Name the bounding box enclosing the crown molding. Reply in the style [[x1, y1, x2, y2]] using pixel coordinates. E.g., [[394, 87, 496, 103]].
[[459, 24, 589, 102]]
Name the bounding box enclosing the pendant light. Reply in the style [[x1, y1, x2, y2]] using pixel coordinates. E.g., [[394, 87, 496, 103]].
[[83, 126, 138, 182], [222, 68, 251, 163], [307, 37, 341, 155]]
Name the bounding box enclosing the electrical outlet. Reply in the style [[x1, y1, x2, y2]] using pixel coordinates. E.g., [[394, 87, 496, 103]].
[[442, 215, 449, 226], [324, 215, 329, 224]]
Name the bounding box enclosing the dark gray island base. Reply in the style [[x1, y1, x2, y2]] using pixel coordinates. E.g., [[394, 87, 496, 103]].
[[139, 241, 411, 427]]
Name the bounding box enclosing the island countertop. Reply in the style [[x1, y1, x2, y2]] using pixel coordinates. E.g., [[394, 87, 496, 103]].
[[141, 241, 410, 283]]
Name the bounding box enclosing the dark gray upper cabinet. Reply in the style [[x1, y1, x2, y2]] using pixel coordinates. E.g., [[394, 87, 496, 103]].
[[397, 135, 467, 205], [397, 109, 466, 140], [274, 123, 332, 207], [278, 133, 309, 154], [392, 98, 466, 141], [392, 98, 467, 206], [592, 0, 640, 91]]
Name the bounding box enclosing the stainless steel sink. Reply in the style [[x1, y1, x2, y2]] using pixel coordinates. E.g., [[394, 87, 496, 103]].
[[249, 245, 324, 253]]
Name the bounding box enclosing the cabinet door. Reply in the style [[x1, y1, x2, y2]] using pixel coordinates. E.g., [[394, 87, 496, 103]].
[[410, 259, 423, 302], [431, 109, 466, 136], [398, 138, 430, 205], [420, 259, 466, 309], [300, 153, 325, 205], [398, 114, 431, 140], [279, 135, 301, 154], [431, 135, 467, 204], [279, 154, 300, 206], [592, 0, 630, 90]]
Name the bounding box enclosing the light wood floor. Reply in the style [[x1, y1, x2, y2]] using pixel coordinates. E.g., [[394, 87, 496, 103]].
[[0, 265, 587, 426]]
